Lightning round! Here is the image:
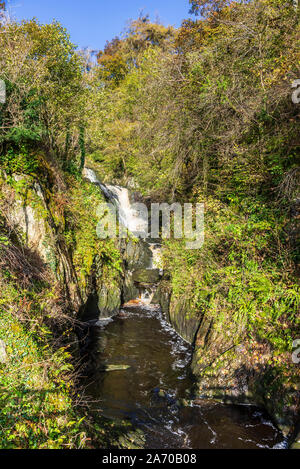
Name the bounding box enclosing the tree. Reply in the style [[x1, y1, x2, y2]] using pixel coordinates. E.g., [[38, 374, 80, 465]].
[[97, 37, 128, 85], [97, 15, 175, 85], [189, 0, 243, 17], [89, 0, 299, 201], [0, 19, 86, 170]]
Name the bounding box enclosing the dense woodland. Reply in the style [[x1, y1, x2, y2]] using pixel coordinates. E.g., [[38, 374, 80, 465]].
[[0, 0, 299, 449]]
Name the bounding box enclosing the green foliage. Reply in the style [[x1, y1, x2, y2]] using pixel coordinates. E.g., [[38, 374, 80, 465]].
[[189, 0, 244, 18], [89, 0, 299, 201], [64, 175, 122, 289], [0, 19, 86, 172], [163, 194, 300, 355], [0, 147, 39, 175]]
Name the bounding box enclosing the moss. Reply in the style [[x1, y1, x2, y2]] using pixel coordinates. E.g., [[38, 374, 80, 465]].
[[62, 175, 123, 294]]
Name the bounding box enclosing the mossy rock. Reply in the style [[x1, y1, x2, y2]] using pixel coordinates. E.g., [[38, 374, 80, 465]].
[[120, 239, 152, 271], [123, 271, 140, 303]]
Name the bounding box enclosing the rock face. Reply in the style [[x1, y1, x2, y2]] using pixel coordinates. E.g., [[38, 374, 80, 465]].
[[120, 239, 152, 271], [156, 281, 200, 344], [1, 174, 83, 311], [120, 240, 154, 304], [6, 178, 49, 263], [97, 284, 122, 319], [123, 271, 140, 304], [168, 299, 201, 344], [118, 238, 163, 306]]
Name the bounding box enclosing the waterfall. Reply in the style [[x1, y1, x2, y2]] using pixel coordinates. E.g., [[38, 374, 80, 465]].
[[83, 168, 99, 184], [105, 185, 148, 237], [83, 168, 148, 237], [83, 167, 162, 304]]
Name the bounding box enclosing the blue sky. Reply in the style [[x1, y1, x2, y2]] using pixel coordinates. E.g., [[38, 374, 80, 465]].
[[7, 0, 192, 51]]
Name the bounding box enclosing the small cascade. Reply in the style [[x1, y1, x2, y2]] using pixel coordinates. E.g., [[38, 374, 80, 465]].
[[83, 168, 100, 184], [139, 286, 156, 305]]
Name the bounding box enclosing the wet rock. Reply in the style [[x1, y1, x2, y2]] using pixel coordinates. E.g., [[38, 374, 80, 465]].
[[118, 311, 128, 319], [153, 280, 171, 314], [79, 282, 122, 322], [98, 284, 122, 319], [168, 298, 201, 344], [123, 271, 140, 304], [120, 239, 152, 271]]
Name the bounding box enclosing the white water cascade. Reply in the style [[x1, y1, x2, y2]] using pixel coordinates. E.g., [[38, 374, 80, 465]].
[[83, 168, 148, 238], [106, 185, 148, 237], [83, 168, 162, 307], [84, 168, 163, 305]]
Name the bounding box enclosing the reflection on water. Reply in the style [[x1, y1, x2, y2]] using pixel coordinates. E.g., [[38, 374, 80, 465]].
[[84, 304, 285, 449]]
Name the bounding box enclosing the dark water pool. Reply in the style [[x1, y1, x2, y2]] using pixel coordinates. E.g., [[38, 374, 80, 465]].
[[83, 304, 286, 449]]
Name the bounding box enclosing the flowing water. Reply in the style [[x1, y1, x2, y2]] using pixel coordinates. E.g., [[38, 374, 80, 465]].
[[84, 304, 285, 449], [83, 167, 286, 449], [83, 167, 148, 237]]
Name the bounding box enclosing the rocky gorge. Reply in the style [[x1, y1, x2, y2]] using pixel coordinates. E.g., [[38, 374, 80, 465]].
[[0, 1, 299, 450], [0, 159, 299, 449]]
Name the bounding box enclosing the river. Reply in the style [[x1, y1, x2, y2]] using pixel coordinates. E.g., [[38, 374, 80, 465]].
[[83, 303, 285, 449]]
